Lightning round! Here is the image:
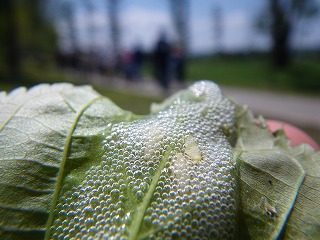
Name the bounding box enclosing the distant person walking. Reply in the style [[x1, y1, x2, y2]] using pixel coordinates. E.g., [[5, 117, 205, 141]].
[[132, 45, 144, 81], [170, 42, 186, 84], [121, 50, 134, 81], [153, 32, 171, 90]]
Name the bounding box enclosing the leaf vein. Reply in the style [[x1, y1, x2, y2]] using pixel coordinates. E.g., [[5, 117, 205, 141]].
[[128, 149, 171, 240], [44, 96, 103, 240]]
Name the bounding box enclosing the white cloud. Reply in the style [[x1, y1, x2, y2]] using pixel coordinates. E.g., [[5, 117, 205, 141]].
[[189, 10, 270, 54], [120, 7, 175, 51], [189, 17, 213, 54], [223, 11, 252, 51]]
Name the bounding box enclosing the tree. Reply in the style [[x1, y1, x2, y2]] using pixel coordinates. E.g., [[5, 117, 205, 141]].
[[0, 0, 21, 82], [83, 0, 97, 50], [0, 0, 57, 83], [60, 0, 78, 52], [257, 0, 318, 68], [169, 0, 189, 54], [212, 5, 224, 54], [270, 0, 291, 67], [108, 0, 120, 57]]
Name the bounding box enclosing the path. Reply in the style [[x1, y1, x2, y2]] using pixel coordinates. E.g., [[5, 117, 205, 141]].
[[222, 87, 320, 130]]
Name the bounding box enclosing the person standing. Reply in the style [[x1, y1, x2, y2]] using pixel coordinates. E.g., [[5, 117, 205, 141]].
[[132, 45, 144, 81], [170, 42, 185, 84], [153, 32, 171, 90]]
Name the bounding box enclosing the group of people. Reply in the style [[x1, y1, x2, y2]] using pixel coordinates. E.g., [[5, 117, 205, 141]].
[[120, 45, 144, 82], [55, 33, 186, 90], [153, 33, 186, 89], [120, 33, 186, 90]]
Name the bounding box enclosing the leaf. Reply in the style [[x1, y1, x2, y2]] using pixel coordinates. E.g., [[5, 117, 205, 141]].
[[235, 150, 305, 239], [1, 81, 239, 239], [282, 146, 320, 239], [48, 81, 238, 239], [235, 105, 274, 150], [234, 106, 320, 240], [2, 81, 319, 240], [0, 83, 130, 239]]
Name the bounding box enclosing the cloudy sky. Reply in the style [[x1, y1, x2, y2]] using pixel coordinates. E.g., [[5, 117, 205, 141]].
[[55, 0, 320, 54]]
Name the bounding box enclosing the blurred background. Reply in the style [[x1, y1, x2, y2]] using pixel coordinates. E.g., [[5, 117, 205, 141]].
[[0, 0, 319, 143]]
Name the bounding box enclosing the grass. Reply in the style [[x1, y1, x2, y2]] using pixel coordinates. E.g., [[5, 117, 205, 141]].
[[187, 56, 320, 94], [1, 57, 319, 145], [0, 78, 161, 116], [1, 55, 320, 113], [2, 55, 320, 92], [0, 61, 70, 92], [95, 87, 161, 115], [188, 57, 271, 88]]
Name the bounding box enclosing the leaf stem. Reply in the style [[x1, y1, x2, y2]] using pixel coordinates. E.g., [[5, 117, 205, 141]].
[[128, 150, 171, 240], [44, 97, 102, 240]]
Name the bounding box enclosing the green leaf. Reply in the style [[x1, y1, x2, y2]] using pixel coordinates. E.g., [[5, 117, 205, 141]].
[[0, 83, 130, 239], [234, 106, 320, 239], [235, 150, 305, 239], [282, 146, 320, 239], [48, 81, 237, 239], [1, 81, 319, 240], [234, 105, 274, 150], [1, 81, 239, 239]]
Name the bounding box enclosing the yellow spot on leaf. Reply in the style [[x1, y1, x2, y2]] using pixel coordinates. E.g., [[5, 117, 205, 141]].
[[184, 135, 202, 163]]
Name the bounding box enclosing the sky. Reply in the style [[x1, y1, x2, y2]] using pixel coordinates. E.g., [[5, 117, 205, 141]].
[[54, 0, 320, 54]]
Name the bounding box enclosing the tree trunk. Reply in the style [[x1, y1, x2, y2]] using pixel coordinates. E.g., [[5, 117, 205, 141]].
[[170, 0, 189, 55], [109, 0, 120, 57], [4, 0, 21, 82], [270, 0, 291, 68]]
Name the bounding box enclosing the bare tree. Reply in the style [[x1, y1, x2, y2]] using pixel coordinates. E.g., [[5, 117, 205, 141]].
[[1, 0, 21, 82], [270, 0, 292, 67], [83, 0, 96, 50], [108, 0, 120, 57], [1, 0, 57, 82], [212, 5, 223, 54], [169, 0, 189, 54], [257, 0, 318, 68], [60, 0, 78, 52]]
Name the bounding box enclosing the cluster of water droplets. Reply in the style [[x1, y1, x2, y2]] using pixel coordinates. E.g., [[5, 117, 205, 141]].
[[50, 81, 237, 239]]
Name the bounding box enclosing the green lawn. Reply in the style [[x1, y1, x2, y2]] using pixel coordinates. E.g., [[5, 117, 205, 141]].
[[187, 57, 320, 93], [2, 56, 320, 113], [96, 87, 162, 115], [1, 58, 320, 144], [188, 57, 271, 88], [0, 81, 161, 116]]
